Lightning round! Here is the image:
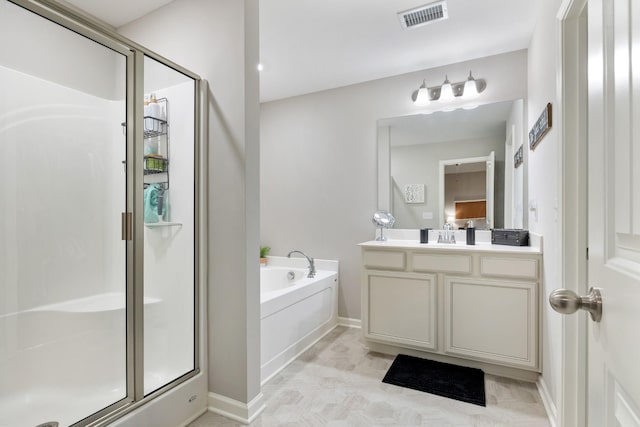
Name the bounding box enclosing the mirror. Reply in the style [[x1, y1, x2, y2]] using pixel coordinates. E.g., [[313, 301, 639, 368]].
[[372, 211, 396, 241], [440, 152, 495, 229], [377, 99, 526, 230]]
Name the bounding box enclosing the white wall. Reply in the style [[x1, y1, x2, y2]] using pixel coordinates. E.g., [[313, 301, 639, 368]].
[[527, 0, 564, 419], [118, 0, 262, 407], [261, 50, 527, 320]]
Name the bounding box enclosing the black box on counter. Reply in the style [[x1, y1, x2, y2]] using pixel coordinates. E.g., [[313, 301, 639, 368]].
[[491, 229, 529, 246]]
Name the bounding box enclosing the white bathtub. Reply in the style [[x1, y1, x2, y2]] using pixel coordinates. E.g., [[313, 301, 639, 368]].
[[260, 257, 339, 383]]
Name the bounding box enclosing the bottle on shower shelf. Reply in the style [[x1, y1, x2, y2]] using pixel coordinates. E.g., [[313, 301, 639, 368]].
[[159, 97, 166, 122], [149, 93, 162, 132], [157, 187, 169, 222], [144, 137, 158, 155], [143, 94, 151, 132]]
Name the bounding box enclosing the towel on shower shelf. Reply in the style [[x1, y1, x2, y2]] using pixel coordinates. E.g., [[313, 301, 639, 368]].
[[143, 184, 162, 223]]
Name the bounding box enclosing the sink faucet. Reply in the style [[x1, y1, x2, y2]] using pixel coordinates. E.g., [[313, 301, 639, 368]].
[[437, 223, 456, 244], [287, 250, 316, 278]]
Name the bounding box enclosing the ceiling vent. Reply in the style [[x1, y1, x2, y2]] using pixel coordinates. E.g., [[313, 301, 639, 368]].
[[398, 1, 448, 29]]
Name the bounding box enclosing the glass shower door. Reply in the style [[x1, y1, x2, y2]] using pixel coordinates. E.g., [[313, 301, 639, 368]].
[[142, 55, 196, 396], [0, 1, 130, 425]]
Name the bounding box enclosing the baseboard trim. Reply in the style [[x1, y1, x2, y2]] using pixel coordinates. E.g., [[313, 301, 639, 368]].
[[208, 391, 265, 425], [537, 377, 558, 427], [338, 316, 361, 328]]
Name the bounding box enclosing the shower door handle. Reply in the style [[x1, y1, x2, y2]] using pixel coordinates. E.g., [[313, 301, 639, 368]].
[[121, 212, 132, 240]]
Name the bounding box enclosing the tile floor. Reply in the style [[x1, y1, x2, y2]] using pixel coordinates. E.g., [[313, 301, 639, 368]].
[[189, 326, 551, 426]]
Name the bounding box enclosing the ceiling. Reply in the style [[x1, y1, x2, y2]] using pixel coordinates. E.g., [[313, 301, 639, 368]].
[[259, 0, 537, 102], [62, 0, 538, 102]]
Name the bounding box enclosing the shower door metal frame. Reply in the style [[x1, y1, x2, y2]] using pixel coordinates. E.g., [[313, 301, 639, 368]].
[[5, 1, 204, 426]]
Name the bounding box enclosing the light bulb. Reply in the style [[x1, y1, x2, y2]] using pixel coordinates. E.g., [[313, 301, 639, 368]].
[[439, 76, 454, 102], [413, 80, 430, 106], [464, 71, 478, 97]]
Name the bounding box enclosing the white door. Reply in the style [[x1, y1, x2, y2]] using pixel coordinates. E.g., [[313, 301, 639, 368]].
[[587, 0, 640, 424]]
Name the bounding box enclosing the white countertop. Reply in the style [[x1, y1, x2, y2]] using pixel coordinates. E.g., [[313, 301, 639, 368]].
[[358, 239, 542, 254], [360, 228, 542, 254]]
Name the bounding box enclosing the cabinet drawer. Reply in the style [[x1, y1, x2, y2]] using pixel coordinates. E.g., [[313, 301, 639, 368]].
[[413, 253, 471, 274], [480, 257, 538, 279], [363, 250, 405, 270]]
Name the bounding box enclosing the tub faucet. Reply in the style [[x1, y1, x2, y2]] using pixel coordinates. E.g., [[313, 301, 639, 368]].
[[287, 250, 316, 278]]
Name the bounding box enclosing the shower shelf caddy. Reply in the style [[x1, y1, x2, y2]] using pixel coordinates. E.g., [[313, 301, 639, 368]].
[[143, 97, 170, 185], [142, 98, 181, 228]]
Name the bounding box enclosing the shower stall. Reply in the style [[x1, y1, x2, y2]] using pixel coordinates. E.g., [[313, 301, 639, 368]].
[[0, 1, 205, 426]]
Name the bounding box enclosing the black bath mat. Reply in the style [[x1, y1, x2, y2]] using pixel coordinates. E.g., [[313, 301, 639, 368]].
[[382, 354, 486, 406]]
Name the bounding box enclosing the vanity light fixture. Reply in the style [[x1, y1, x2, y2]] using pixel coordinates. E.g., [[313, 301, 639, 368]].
[[464, 71, 478, 97], [439, 75, 454, 102], [414, 80, 430, 106], [411, 70, 486, 105]]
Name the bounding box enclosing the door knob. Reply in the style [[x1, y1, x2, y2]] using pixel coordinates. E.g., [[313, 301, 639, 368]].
[[549, 287, 602, 322]]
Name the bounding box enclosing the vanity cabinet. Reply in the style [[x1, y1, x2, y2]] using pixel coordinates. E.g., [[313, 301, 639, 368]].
[[360, 242, 542, 379], [367, 271, 437, 350], [443, 275, 537, 369]]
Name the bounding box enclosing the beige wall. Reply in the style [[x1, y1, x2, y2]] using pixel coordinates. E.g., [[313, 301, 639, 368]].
[[119, 0, 261, 405]]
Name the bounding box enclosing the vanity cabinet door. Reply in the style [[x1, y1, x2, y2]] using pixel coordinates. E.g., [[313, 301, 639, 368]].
[[364, 271, 437, 350], [443, 276, 538, 370]]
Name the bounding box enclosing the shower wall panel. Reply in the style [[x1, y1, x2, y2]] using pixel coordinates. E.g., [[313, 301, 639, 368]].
[[0, 64, 125, 313], [0, 0, 123, 100], [0, 63, 128, 426]]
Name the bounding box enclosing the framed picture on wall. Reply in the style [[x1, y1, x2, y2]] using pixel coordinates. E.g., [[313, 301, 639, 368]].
[[514, 145, 523, 168], [404, 184, 425, 203], [529, 103, 552, 150]]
